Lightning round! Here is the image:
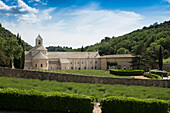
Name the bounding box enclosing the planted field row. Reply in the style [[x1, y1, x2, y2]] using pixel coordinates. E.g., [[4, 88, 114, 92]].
[[0, 77, 170, 101]]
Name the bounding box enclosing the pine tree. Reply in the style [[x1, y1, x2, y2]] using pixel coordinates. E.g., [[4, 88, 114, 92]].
[[158, 46, 163, 70]]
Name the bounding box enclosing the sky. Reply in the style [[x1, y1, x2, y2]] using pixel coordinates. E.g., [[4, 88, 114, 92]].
[[0, 0, 170, 48]]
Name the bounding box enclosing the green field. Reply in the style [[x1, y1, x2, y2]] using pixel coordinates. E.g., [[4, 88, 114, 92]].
[[0, 77, 169, 102], [41, 70, 132, 78]]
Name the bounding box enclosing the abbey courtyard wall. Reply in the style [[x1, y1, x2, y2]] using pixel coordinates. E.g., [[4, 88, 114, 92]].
[[0, 67, 169, 88]]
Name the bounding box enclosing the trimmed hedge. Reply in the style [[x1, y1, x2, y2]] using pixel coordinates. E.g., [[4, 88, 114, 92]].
[[0, 88, 94, 113], [110, 69, 144, 76], [144, 73, 161, 79], [101, 96, 169, 113], [150, 70, 168, 77]]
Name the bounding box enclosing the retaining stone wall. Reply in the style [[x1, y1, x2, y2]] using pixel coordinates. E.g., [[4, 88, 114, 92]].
[[0, 67, 169, 88]]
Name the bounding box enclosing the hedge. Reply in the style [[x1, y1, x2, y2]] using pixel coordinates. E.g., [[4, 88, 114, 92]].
[[0, 88, 94, 113], [150, 70, 168, 77], [144, 73, 161, 79], [101, 96, 169, 113], [110, 69, 144, 76]]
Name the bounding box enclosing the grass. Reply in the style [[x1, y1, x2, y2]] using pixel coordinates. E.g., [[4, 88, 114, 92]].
[[0, 77, 170, 102], [36, 70, 132, 78], [163, 57, 170, 64]]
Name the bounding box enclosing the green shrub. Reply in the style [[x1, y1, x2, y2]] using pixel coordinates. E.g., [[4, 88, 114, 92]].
[[110, 69, 144, 76], [144, 73, 161, 79], [150, 70, 168, 77], [0, 88, 94, 113], [101, 96, 169, 113]]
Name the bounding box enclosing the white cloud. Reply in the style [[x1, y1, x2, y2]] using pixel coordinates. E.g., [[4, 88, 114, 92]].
[[40, 7, 55, 20], [29, 0, 47, 5], [0, 0, 54, 23], [0, 0, 11, 10], [18, 0, 38, 13], [0, 0, 38, 14], [165, 0, 170, 3], [2, 4, 144, 48]]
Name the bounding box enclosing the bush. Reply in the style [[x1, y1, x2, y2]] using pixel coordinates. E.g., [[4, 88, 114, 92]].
[[0, 88, 94, 113], [101, 96, 169, 113], [144, 73, 161, 79], [110, 69, 144, 76], [150, 70, 168, 77]]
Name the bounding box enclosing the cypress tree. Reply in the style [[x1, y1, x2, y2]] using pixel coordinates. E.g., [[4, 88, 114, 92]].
[[14, 33, 20, 68], [158, 46, 163, 70], [21, 43, 25, 69]]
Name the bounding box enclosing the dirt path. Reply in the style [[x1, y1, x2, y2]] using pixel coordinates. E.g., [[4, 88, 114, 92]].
[[132, 76, 150, 79], [93, 103, 101, 113]]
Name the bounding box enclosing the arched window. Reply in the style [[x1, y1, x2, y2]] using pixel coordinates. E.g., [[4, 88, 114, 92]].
[[38, 40, 41, 44], [41, 64, 43, 67]]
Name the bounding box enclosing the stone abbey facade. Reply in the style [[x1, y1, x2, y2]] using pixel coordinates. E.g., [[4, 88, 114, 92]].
[[25, 35, 135, 70]]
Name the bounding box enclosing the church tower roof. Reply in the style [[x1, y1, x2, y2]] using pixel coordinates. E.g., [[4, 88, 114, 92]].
[[36, 35, 43, 40]]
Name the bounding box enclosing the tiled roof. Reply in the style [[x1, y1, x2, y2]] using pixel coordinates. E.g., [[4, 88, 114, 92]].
[[60, 59, 70, 63], [31, 45, 47, 51], [25, 51, 32, 59], [48, 52, 100, 59], [100, 54, 135, 58], [32, 52, 48, 59], [36, 35, 43, 40]]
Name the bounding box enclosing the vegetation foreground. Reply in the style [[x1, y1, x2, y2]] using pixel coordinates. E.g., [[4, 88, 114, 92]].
[[0, 77, 170, 102]]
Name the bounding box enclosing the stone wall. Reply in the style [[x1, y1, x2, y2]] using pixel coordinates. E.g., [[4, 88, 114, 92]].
[[163, 64, 170, 72], [0, 67, 169, 88]]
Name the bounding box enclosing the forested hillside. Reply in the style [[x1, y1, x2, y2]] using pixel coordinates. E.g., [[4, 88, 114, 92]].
[[0, 23, 32, 68], [83, 20, 170, 68], [84, 21, 170, 56]]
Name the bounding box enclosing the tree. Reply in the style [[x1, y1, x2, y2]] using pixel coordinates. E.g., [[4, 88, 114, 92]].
[[21, 43, 25, 69], [5, 38, 23, 69], [117, 48, 129, 54], [81, 46, 84, 52], [158, 46, 163, 70]]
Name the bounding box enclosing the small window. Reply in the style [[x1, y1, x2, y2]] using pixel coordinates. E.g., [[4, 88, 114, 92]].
[[71, 62, 72, 64], [38, 40, 41, 44], [91, 67, 93, 69], [82, 62, 83, 64], [35, 64, 37, 67], [46, 63, 47, 67], [95, 61, 97, 64], [41, 64, 43, 67], [84, 67, 86, 69], [95, 66, 97, 69], [71, 67, 73, 69], [78, 62, 79, 64]]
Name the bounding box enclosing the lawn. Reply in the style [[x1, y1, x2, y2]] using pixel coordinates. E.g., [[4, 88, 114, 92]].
[[0, 77, 169, 102], [40, 70, 132, 78]]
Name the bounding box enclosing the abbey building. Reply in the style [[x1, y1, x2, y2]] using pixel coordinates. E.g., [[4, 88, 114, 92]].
[[25, 35, 135, 70]]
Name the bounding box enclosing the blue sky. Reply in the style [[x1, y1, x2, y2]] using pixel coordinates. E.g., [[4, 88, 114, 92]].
[[0, 0, 170, 48]]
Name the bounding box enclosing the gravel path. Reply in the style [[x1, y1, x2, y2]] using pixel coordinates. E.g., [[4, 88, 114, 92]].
[[93, 103, 101, 113]]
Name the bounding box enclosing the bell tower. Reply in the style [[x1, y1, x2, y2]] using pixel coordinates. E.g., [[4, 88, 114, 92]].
[[36, 35, 43, 46]]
